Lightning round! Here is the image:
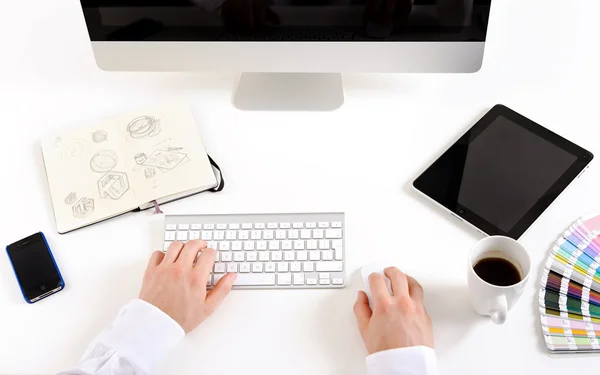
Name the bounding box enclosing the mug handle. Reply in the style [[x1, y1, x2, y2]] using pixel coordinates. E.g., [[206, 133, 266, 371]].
[[490, 295, 508, 324]]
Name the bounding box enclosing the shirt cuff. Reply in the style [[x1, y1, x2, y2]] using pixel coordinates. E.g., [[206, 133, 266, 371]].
[[95, 299, 185, 375], [366, 346, 438, 375]]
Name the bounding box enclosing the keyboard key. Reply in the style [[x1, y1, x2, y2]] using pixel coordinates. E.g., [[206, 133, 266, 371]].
[[332, 240, 343, 260], [242, 223, 253, 229], [284, 252, 295, 261], [300, 230, 312, 239], [332, 222, 343, 228], [268, 240, 280, 250], [243, 241, 255, 250], [232, 241, 243, 251], [277, 273, 292, 285], [332, 278, 344, 285], [277, 262, 289, 272], [319, 279, 331, 285], [315, 261, 343, 272], [202, 231, 213, 240], [252, 263, 263, 272], [276, 230, 287, 239], [306, 278, 318, 285], [288, 230, 299, 239], [189, 231, 201, 240], [271, 251, 283, 261], [246, 252, 257, 261], [293, 274, 305, 285], [191, 224, 202, 230], [208, 241, 218, 250], [219, 241, 230, 251], [165, 231, 176, 241], [318, 222, 329, 228], [291, 262, 302, 272], [217, 224, 227, 230], [256, 241, 267, 250], [313, 229, 324, 239], [282, 240, 292, 250], [306, 222, 317, 228], [226, 231, 237, 240], [228, 223, 240, 229], [319, 240, 330, 249], [263, 230, 274, 240], [280, 222, 291, 229], [309, 251, 320, 261], [177, 231, 188, 241], [214, 263, 226, 273], [207, 276, 212, 286], [239, 231, 250, 240], [220, 252, 232, 262], [178, 224, 190, 230], [265, 263, 276, 273], [259, 252, 270, 261], [325, 229, 342, 239], [231, 273, 276, 286], [214, 231, 225, 240], [294, 240, 304, 250], [251, 230, 262, 240], [303, 262, 315, 272], [307, 240, 318, 250], [267, 223, 278, 229], [322, 250, 334, 260], [240, 263, 251, 273], [293, 222, 303, 228], [204, 224, 215, 230], [296, 251, 308, 261], [254, 223, 265, 229], [163, 242, 172, 251], [227, 263, 238, 273], [166, 224, 177, 230], [319, 273, 330, 279]]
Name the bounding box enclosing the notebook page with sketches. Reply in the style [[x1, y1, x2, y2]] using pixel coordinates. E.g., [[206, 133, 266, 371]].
[[41, 102, 217, 233]]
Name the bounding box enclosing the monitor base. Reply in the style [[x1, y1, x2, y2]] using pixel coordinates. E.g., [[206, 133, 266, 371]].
[[233, 73, 344, 111]]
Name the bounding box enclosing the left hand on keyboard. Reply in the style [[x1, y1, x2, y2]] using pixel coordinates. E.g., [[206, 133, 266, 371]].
[[139, 240, 237, 333]]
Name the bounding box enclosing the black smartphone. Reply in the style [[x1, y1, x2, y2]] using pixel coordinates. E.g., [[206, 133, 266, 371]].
[[6, 232, 65, 303]]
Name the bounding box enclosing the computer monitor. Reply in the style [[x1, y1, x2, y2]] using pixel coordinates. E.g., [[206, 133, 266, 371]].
[[80, 0, 492, 110]]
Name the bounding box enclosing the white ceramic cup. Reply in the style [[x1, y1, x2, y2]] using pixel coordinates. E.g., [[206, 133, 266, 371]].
[[468, 236, 531, 324]]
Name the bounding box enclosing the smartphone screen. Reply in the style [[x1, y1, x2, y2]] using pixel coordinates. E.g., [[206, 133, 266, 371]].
[[6, 233, 63, 302]]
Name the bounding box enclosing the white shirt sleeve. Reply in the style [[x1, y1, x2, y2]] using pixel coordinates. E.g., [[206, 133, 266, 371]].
[[56, 299, 184, 375], [366, 346, 438, 375]]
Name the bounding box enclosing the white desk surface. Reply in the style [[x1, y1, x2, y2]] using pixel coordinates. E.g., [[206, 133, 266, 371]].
[[2, 0, 600, 374]]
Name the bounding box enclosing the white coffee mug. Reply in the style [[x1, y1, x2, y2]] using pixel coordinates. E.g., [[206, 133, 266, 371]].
[[467, 236, 531, 324]]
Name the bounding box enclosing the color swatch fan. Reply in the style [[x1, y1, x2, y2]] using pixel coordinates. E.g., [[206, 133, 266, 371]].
[[539, 214, 600, 353]]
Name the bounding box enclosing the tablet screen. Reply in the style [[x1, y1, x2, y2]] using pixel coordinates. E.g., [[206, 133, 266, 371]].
[[413, 105, 593, 238]]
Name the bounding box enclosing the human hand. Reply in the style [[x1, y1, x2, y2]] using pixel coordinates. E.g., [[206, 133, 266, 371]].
[[221, 0, 280, 32], [354, 267, 433, 354], [139, 240, 236, 333]]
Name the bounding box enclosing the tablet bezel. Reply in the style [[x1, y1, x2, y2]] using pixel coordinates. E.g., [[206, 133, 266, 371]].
[[413, 104, 594, 239]]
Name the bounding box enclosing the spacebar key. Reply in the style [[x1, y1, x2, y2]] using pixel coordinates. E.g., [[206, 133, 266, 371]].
[[230, 274, 276, 286]]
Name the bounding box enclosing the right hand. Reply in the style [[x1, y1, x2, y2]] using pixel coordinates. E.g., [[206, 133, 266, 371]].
[[353, 267, 434, 354], [139, 240, 236, 333], [221, 0, 280, 32]]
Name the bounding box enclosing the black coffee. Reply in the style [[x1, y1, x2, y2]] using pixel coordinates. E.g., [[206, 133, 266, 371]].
[[473, 257, 521, 286]]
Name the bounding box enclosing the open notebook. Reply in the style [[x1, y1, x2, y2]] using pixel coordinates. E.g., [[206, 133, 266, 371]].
[[41, 102, 222, 234]]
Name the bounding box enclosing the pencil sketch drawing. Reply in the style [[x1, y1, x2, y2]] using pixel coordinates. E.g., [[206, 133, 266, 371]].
[[134, 153, 147, 165], [98, 171, 130, 200], [64, 192, 77, 205], [126, 116, 162, 139], [141, 148, 190, 173], [144, 167, 156, 179], [92, 130, 108, 143], [72, 197, 94, 218], [61, 139, 86, 159], [90, 150, 118, 173]]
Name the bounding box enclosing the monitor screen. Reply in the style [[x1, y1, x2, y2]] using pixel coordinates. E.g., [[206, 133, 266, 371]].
[[80, 0, 491, 41]]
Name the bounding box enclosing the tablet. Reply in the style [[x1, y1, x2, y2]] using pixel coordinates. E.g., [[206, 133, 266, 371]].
[[413, 105, 594, 239]]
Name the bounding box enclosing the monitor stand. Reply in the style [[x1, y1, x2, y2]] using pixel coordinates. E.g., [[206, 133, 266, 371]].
[[233, 73, 344, 111]]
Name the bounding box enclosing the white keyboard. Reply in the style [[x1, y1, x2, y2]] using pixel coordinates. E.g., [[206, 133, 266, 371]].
[[163, 213, 345, 289]]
